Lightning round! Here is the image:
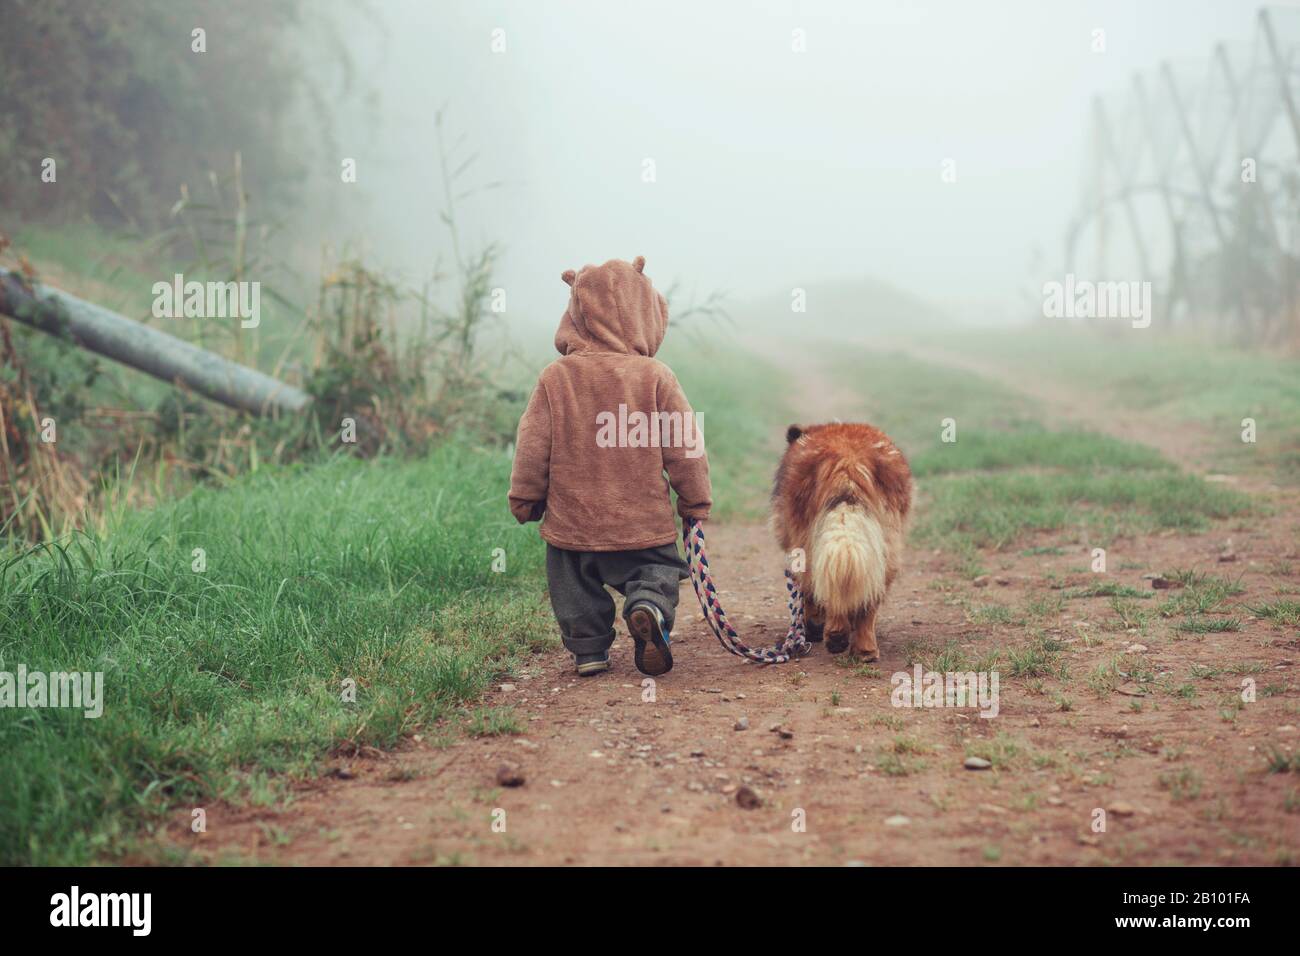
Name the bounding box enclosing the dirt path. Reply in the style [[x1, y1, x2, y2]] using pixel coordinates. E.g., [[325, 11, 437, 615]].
[[172, 517, 1299, 865], [170, 344, 1300, 866]]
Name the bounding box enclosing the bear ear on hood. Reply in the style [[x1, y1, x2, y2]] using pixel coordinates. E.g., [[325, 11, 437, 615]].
[[632, 255, 645, 274], [561, 269, 577, 286], [786, 424, 803, 443]]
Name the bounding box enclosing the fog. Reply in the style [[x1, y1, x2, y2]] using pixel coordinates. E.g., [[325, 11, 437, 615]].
[[298, 0, 1270, 330]]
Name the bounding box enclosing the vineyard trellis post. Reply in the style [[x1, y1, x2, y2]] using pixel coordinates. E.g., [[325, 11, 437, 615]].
[[1065, 6, 1300, 344]]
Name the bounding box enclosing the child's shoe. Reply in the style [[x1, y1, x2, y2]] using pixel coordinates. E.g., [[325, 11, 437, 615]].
[[627, 601, 673, 676], [574, 651, 610, 676]]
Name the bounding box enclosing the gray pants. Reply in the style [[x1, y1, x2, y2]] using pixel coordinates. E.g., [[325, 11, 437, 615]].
[[545, 542, 688, 655]]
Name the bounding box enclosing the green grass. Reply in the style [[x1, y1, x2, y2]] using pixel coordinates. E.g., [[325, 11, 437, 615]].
[[1158, 767, 1204, 801], [822, 349, 1029, 453], [1005, 634, 1067, 678], [1264, 746, 1300, 774], [1067, 583, 1153, 600], [0, 441, 553, 864], [875, 749, 926, 777], [969, 603, 1023, 626], [466, 705, 523, 737], [11, 221, 307, 378], [825, 349, 1256, 551], [919, 470, 1251, 550], [1175, 617, 1242, 634], [913, 326, 1300, 483], [904, 639, 1000, 674], [0, 332, 790, 864], [1158, 571, 1246, 617], [1024, 594, 1065, 619], [963, 733, 1032, 770], [12, 223, 163, 316], [1250, 600, 1300, 627], [661, 338, 792, 518], [913, 423, 1171, 477]]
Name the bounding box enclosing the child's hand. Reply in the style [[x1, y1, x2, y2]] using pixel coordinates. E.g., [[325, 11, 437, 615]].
[[508, 497, 546, 524]]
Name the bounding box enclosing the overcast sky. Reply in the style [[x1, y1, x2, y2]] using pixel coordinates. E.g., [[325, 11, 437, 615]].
[[305, 0, 1281, 328]]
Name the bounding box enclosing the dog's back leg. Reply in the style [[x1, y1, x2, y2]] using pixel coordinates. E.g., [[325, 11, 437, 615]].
[[823, 608, 851, 653], [849, 603, 880, 661], [804, 596, 825, 643]]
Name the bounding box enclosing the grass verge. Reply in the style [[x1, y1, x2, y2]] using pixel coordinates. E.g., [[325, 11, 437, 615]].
[[661, 337, 792, 518], [825, 349, 1255, 552], [0, 337, 792, 864], [0, 440, 550, 864], [911, 326, 1300, 484]]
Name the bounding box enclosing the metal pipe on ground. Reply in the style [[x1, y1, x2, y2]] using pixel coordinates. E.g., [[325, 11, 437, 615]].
[[0, 269, 312, 416]]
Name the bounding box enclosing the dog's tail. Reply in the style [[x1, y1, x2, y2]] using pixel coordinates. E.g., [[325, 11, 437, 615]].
[[809, 502, 888, 618]]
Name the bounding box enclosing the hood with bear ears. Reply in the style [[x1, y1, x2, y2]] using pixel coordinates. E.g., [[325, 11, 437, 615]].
[[554, 255, 669, 357]]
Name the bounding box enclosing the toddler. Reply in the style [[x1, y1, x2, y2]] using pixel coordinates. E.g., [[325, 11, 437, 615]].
[[508, 256, 711, 676]]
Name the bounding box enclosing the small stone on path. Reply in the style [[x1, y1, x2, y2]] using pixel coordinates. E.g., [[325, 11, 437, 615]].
[[496, 763, 525, 787]]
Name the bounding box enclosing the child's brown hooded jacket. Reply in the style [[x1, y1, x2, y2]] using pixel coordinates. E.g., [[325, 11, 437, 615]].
[[508, 256, 711, 551]]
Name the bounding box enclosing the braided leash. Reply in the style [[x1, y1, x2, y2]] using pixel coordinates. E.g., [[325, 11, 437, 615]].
[[683, 516, 811, 664]]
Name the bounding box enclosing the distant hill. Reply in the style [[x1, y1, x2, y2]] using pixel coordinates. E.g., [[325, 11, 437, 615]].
[[730, 276, 950, 336]]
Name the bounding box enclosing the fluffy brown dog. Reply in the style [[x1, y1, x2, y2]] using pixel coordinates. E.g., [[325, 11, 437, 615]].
[[771, 423, 912, 660]]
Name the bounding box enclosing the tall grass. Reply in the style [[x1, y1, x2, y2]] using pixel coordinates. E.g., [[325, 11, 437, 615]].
[[2, 139, 510, 542], [0, 440, 550, 864], [0, 336, 794, 864]]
